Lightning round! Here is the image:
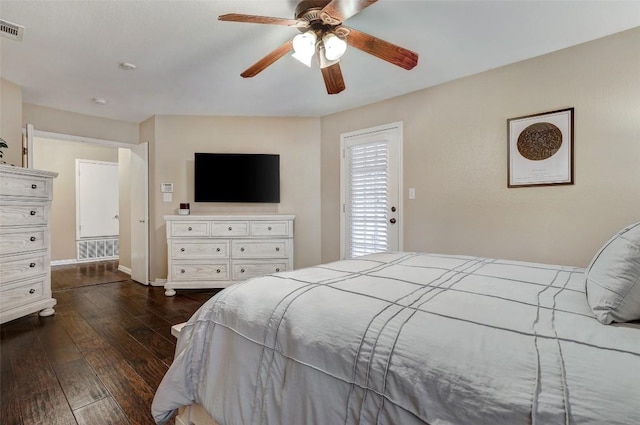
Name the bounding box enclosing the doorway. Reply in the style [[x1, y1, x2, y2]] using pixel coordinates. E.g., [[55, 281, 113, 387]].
[[340, 122, 403, 259], [27, 127, 149, 285]]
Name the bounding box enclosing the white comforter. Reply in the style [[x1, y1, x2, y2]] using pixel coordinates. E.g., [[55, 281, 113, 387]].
[[152, 252, 640, 425]]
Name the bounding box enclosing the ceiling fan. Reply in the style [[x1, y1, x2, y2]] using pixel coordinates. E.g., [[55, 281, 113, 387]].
[[218, 0, 419, 95]]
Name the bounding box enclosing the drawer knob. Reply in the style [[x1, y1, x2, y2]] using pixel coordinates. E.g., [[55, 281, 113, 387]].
[[275, 247, 280, 252], [30, 210, 37, 216], [188, 227, 192, 231], [276, 268, 280, 272], [29, 262, 36, 268], [216, 269, 221, 273], [268, 226, 272, 231], [180, 248, 185, 252], [31, 184, 38, 189], [30, 236, 37, 242], [216, 248, 221, 252], [180, 269, 185, 273], [240, 268, 245, 273], [228, 227, 233, 231], [29, 288, 36, 294], [240, 247, 245, 252]]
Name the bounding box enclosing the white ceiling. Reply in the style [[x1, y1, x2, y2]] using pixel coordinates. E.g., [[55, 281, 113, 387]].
[[1, 1, 639, 124]]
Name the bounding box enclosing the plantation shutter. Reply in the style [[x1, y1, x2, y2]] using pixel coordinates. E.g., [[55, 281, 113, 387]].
[[345, 141, 389, 258]]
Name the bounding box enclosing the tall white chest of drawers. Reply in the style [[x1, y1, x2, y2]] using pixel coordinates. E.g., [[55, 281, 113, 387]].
[[0, 165, 57, 324], [164, 214, 294, 296]]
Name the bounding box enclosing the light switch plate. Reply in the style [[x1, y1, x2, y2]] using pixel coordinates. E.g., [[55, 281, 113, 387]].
[[163, 192, 172, 202]]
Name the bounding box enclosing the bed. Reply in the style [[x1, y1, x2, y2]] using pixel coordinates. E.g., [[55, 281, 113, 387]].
[[152, 224, 640, 425]]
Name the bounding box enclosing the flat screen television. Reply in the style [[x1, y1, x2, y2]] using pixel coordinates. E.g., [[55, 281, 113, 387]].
[[194, 153, 280, 203]]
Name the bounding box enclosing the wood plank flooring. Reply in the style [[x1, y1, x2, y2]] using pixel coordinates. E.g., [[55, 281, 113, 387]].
[[1, 261, 221, 425]]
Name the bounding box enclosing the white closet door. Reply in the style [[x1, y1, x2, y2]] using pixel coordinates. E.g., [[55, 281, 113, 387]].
[[76, 160, 119, 238], [340, 122, 403, 259]]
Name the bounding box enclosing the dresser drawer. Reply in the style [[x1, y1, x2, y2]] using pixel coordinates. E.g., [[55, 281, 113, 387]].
[[0, 174, 50, 198], [232, 261, 288, 280], [0, 277, 46, 310], [231, 239, 289, 259], [171, 240, 229, 260], [211, 221, 249, 237], [250, 221, 290, 237], [171, 262, 230, 281], [0, 252, 48, 283], [171, 222, 209, 237], [0, 229, 48, 256], [0, 204, 47, 227]]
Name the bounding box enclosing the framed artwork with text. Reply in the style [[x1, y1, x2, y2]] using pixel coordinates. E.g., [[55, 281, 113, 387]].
[[507, 107, 574, 187]]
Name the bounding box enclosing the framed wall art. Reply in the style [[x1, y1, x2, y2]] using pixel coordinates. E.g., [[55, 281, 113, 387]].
[[507, 107, 574, 187]]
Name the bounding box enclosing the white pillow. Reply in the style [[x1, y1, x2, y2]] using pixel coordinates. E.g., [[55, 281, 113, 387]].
[[585, 222, 640, 324]]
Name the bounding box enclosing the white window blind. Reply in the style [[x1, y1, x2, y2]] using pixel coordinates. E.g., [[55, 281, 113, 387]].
[[346, 141, 389, 258]]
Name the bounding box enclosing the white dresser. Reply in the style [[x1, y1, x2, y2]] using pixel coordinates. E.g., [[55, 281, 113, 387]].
[[164, 214, 294, 296], [0, 165, 57, 324]]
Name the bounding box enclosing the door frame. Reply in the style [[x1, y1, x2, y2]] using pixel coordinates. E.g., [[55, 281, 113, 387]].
[[24, 127, 149, 282], [130, 142, 150, 286], [340, 121, 404, 260]]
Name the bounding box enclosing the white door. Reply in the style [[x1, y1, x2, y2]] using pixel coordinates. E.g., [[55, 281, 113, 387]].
[[130, 142, 149, 285], [76, 160, 119, 238], [340, 122, 403, 259]]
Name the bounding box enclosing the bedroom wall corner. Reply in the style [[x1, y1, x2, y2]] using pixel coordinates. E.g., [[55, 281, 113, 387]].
[[320, 26, 640, 267], [147, 115, 322, 283]]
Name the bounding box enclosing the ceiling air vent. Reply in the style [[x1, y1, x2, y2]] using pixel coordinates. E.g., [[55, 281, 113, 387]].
[[0, 19, 24, 41]]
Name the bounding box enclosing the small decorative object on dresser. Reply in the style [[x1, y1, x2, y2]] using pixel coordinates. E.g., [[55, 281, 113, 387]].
[[178, 203, 190, 215], [0, 165, 58, 324], [163, 214, 294, 296]]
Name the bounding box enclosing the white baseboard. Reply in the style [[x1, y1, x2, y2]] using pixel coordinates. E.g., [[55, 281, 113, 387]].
[[117, 265, 131, 275], [151, 278, 167, 287], [51, 257, 118, 266], [51, 259, 80, 266]]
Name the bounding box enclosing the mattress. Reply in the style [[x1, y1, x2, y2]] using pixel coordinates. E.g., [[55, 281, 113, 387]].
[[152, 252, 640, 424]]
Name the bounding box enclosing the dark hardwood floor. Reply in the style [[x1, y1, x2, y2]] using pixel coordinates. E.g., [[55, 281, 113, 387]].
[[1, 261, 221, 425]]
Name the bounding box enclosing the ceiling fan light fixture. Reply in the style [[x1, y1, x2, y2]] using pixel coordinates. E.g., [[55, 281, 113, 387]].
[[292, 31, 317, 67], [322, 32, 347, 61], [317, 43, 340, 69]]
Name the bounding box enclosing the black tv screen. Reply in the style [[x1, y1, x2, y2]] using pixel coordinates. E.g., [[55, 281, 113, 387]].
[[194, 153, 280, 203]]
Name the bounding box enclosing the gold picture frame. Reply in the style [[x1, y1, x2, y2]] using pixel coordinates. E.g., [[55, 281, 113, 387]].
[[507, 108, 574, 187]]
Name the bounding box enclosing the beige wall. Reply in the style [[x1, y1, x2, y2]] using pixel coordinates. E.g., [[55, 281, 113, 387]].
[[33, 138, 119, 261], [148, 115, 322, 281], [0, 79, 23, 166], [23, 103, 139, 144], [321, 27, 640, 267]]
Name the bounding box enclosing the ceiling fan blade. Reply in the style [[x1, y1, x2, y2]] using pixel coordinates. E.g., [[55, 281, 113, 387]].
[[219, 13, 307, 28], [321, 63, 346, 95], [320, 0, 378, 25], [345, 27, 418, 70], [241, 39, 294, 78]]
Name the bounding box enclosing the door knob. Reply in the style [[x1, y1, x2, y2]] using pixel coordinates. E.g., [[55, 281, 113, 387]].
[[390, 218, 397, 224]]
